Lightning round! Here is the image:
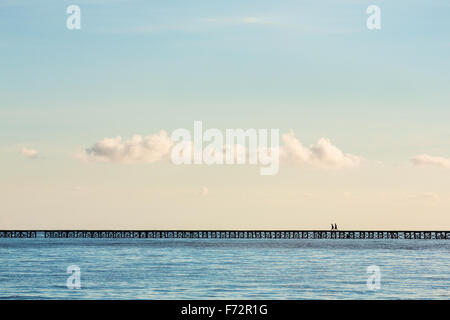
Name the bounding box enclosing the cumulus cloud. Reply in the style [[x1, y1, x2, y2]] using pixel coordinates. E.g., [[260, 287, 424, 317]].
[[280, 131, 361, 168], [21, 147, 39, 159], [79, 130, 173, 164], [411, 154, 450, 168], [78, 129, 361, 170]]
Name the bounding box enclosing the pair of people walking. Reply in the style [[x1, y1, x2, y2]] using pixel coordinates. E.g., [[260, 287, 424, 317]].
[[331, 223, 338, 231]]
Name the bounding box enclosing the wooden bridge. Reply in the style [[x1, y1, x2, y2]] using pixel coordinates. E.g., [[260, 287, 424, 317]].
[[0, 230, 448, 240]]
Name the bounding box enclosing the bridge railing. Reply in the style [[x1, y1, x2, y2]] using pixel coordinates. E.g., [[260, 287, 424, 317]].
[[0, 230, 448, 239]]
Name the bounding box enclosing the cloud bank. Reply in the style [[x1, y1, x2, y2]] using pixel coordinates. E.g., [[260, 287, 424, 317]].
[[79, 130, 361, 169], [411, 154, 450, 168], [280, 131, 361, 168], [79, 130, 173, 164]]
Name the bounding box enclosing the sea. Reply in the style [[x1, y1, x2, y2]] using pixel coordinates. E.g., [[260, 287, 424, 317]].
[[0, 238, 448, 299]]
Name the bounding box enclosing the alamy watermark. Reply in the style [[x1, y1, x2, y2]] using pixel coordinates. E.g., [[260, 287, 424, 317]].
[[66, 265, 81, 289], [366, 265, 381, 290], [366, 5, 381, 30], [170, 121, 280, 176], [66, 5, 81, 30]]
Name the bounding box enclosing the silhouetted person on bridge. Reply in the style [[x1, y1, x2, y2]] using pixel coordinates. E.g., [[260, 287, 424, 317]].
[[334, 224, 338, 230]]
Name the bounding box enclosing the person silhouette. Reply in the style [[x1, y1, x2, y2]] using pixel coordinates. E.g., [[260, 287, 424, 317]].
[[334, 224, 338, 230], [331, 224, 334, 230]]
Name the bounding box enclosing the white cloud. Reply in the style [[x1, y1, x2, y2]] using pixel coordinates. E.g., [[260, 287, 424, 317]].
[[21, 147, 38, 159], [411, 154, 450, 168], [78, 130, 361, 170], [79, 130, 173, 164], [280, 131, 361, 169]]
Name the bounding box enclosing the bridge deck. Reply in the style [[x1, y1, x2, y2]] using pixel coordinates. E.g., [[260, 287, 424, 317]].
[[0, 230, 448, 240]]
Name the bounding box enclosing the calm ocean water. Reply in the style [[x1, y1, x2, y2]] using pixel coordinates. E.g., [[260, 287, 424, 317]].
[[0, 238, 448, 299]]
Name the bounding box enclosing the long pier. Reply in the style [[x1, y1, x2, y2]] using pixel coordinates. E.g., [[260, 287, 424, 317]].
[[0, 230, 448, 240]]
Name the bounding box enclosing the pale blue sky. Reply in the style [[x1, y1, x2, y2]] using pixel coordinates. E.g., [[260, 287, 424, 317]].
[[1, 1, 450, 228], [1, 1, 449, 157]]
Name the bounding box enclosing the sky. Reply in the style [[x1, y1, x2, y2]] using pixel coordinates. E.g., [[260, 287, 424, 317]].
[[1, 0, 450, 230]]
